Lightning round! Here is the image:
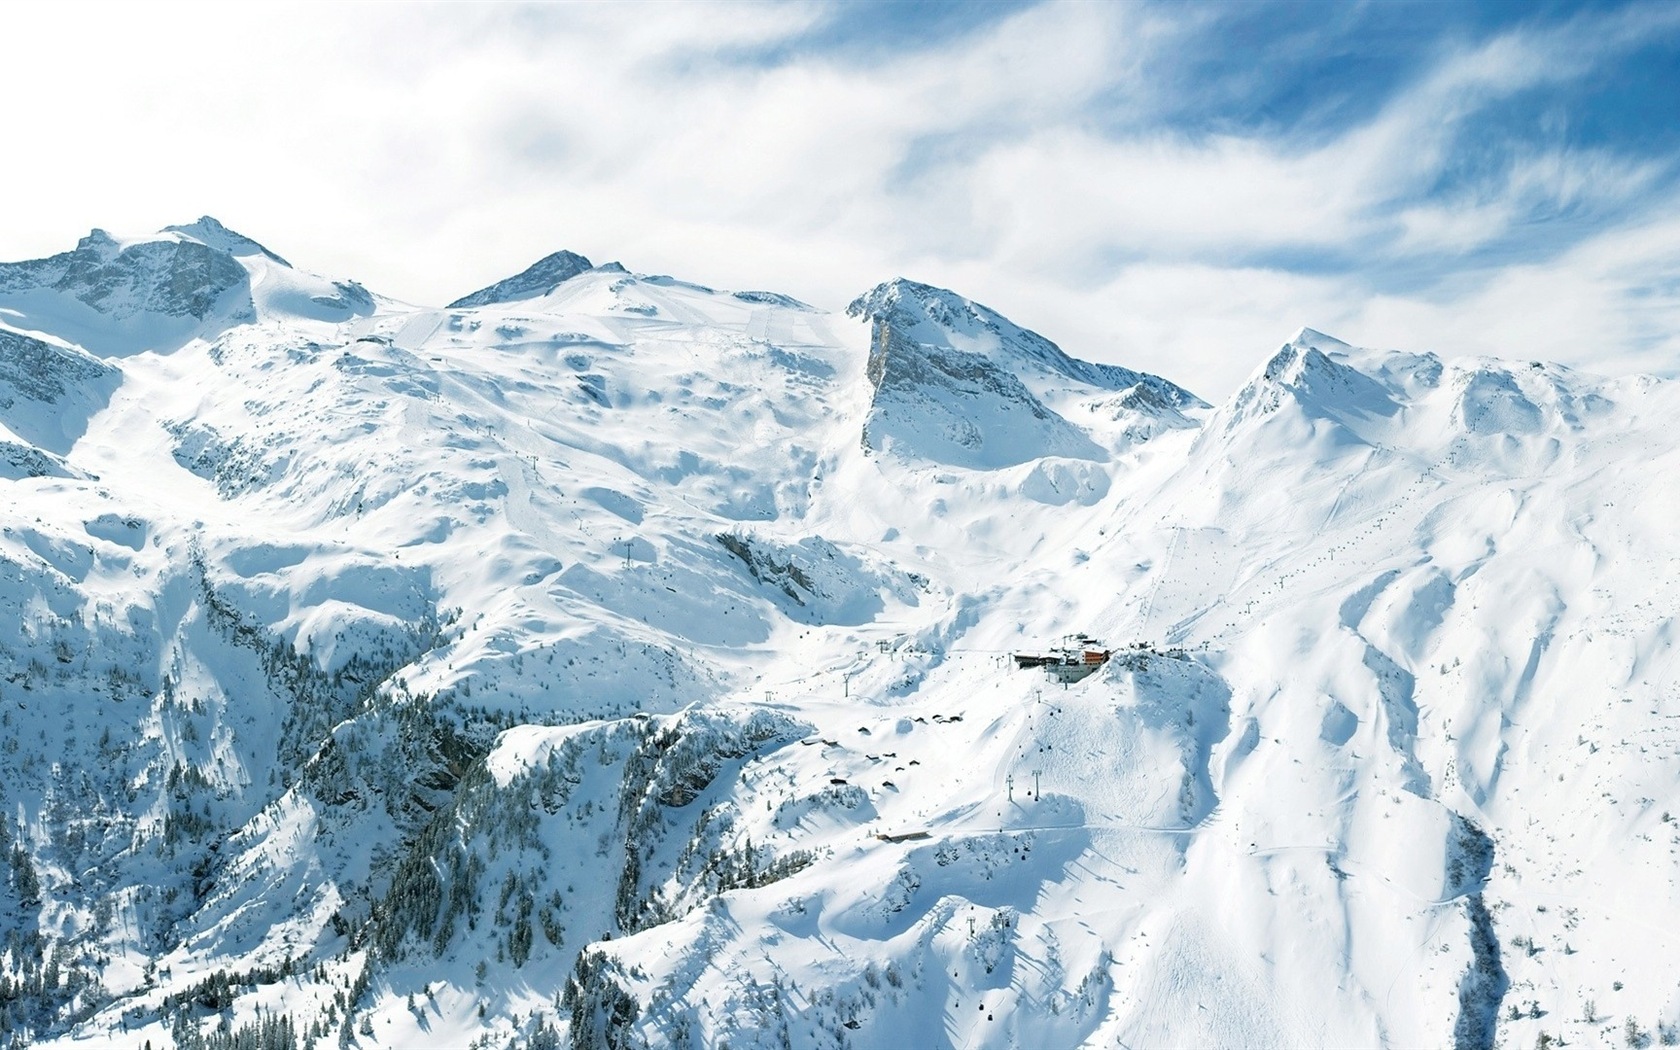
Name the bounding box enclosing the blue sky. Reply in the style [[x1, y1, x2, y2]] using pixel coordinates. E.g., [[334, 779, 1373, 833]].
[[4, 0, 1680, 396]]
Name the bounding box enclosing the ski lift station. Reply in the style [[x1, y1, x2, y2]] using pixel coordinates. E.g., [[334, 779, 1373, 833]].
[[1012, 634, 1111, 683]]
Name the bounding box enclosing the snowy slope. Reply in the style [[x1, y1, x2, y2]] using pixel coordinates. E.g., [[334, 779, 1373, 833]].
[[1, 220, 1676, 1050]]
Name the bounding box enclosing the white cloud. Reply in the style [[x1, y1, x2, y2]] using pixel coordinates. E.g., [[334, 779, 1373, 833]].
[[1353, 194, 1680, 375]]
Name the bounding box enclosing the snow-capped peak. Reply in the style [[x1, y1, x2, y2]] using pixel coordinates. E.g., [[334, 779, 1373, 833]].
[[449, 249, 596, 308], [848, 277, 1202, 407], [0, 222, 252, 351], [1289, 325, 1352, 353], [1255, 327, 1362, 387], [848, 277, 1093, 383], [71, 227, 121, 259], [0, 219, 382, 354], [1225, 328, 1405, 424], [163, 215, 292, 266], [844, 277, 1203, 469], [847, 277, 993, 336]]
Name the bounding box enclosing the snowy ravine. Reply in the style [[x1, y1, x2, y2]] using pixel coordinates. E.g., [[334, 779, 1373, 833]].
[[1, 218, 1677, 1049]]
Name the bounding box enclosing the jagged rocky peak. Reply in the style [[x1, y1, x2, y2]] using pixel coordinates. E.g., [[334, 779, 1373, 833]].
[[449, 249, 596, 308], [73, 227, 120, 258], [1229, 326, 1450, 427], [0, 217, 259, 322], [1266, 326, 1456, 389], [1257, 328, 1361, 387], [848, 277, 1203, 407], [844, 277, 1202, 469], [163, 215, 292, 266]]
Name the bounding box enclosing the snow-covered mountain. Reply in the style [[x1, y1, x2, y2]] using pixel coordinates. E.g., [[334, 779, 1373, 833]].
[[447, 251, 599, 310], [2, 218, 1676, 1050], [847, 278, 1203, 468]]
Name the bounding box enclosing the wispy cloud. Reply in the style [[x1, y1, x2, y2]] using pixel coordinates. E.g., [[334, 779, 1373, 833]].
[[3, 0, 1678, 397]]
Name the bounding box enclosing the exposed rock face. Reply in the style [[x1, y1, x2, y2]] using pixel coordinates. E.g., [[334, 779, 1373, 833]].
[[0, 227, 249, 321], [861, 309, 1103, 467], [0, 440, 78, 480], [0, 326, 120, 452], [0, 327, 117, 404], [449, 250, 595, 308], [847, 278, 1201, 468]]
